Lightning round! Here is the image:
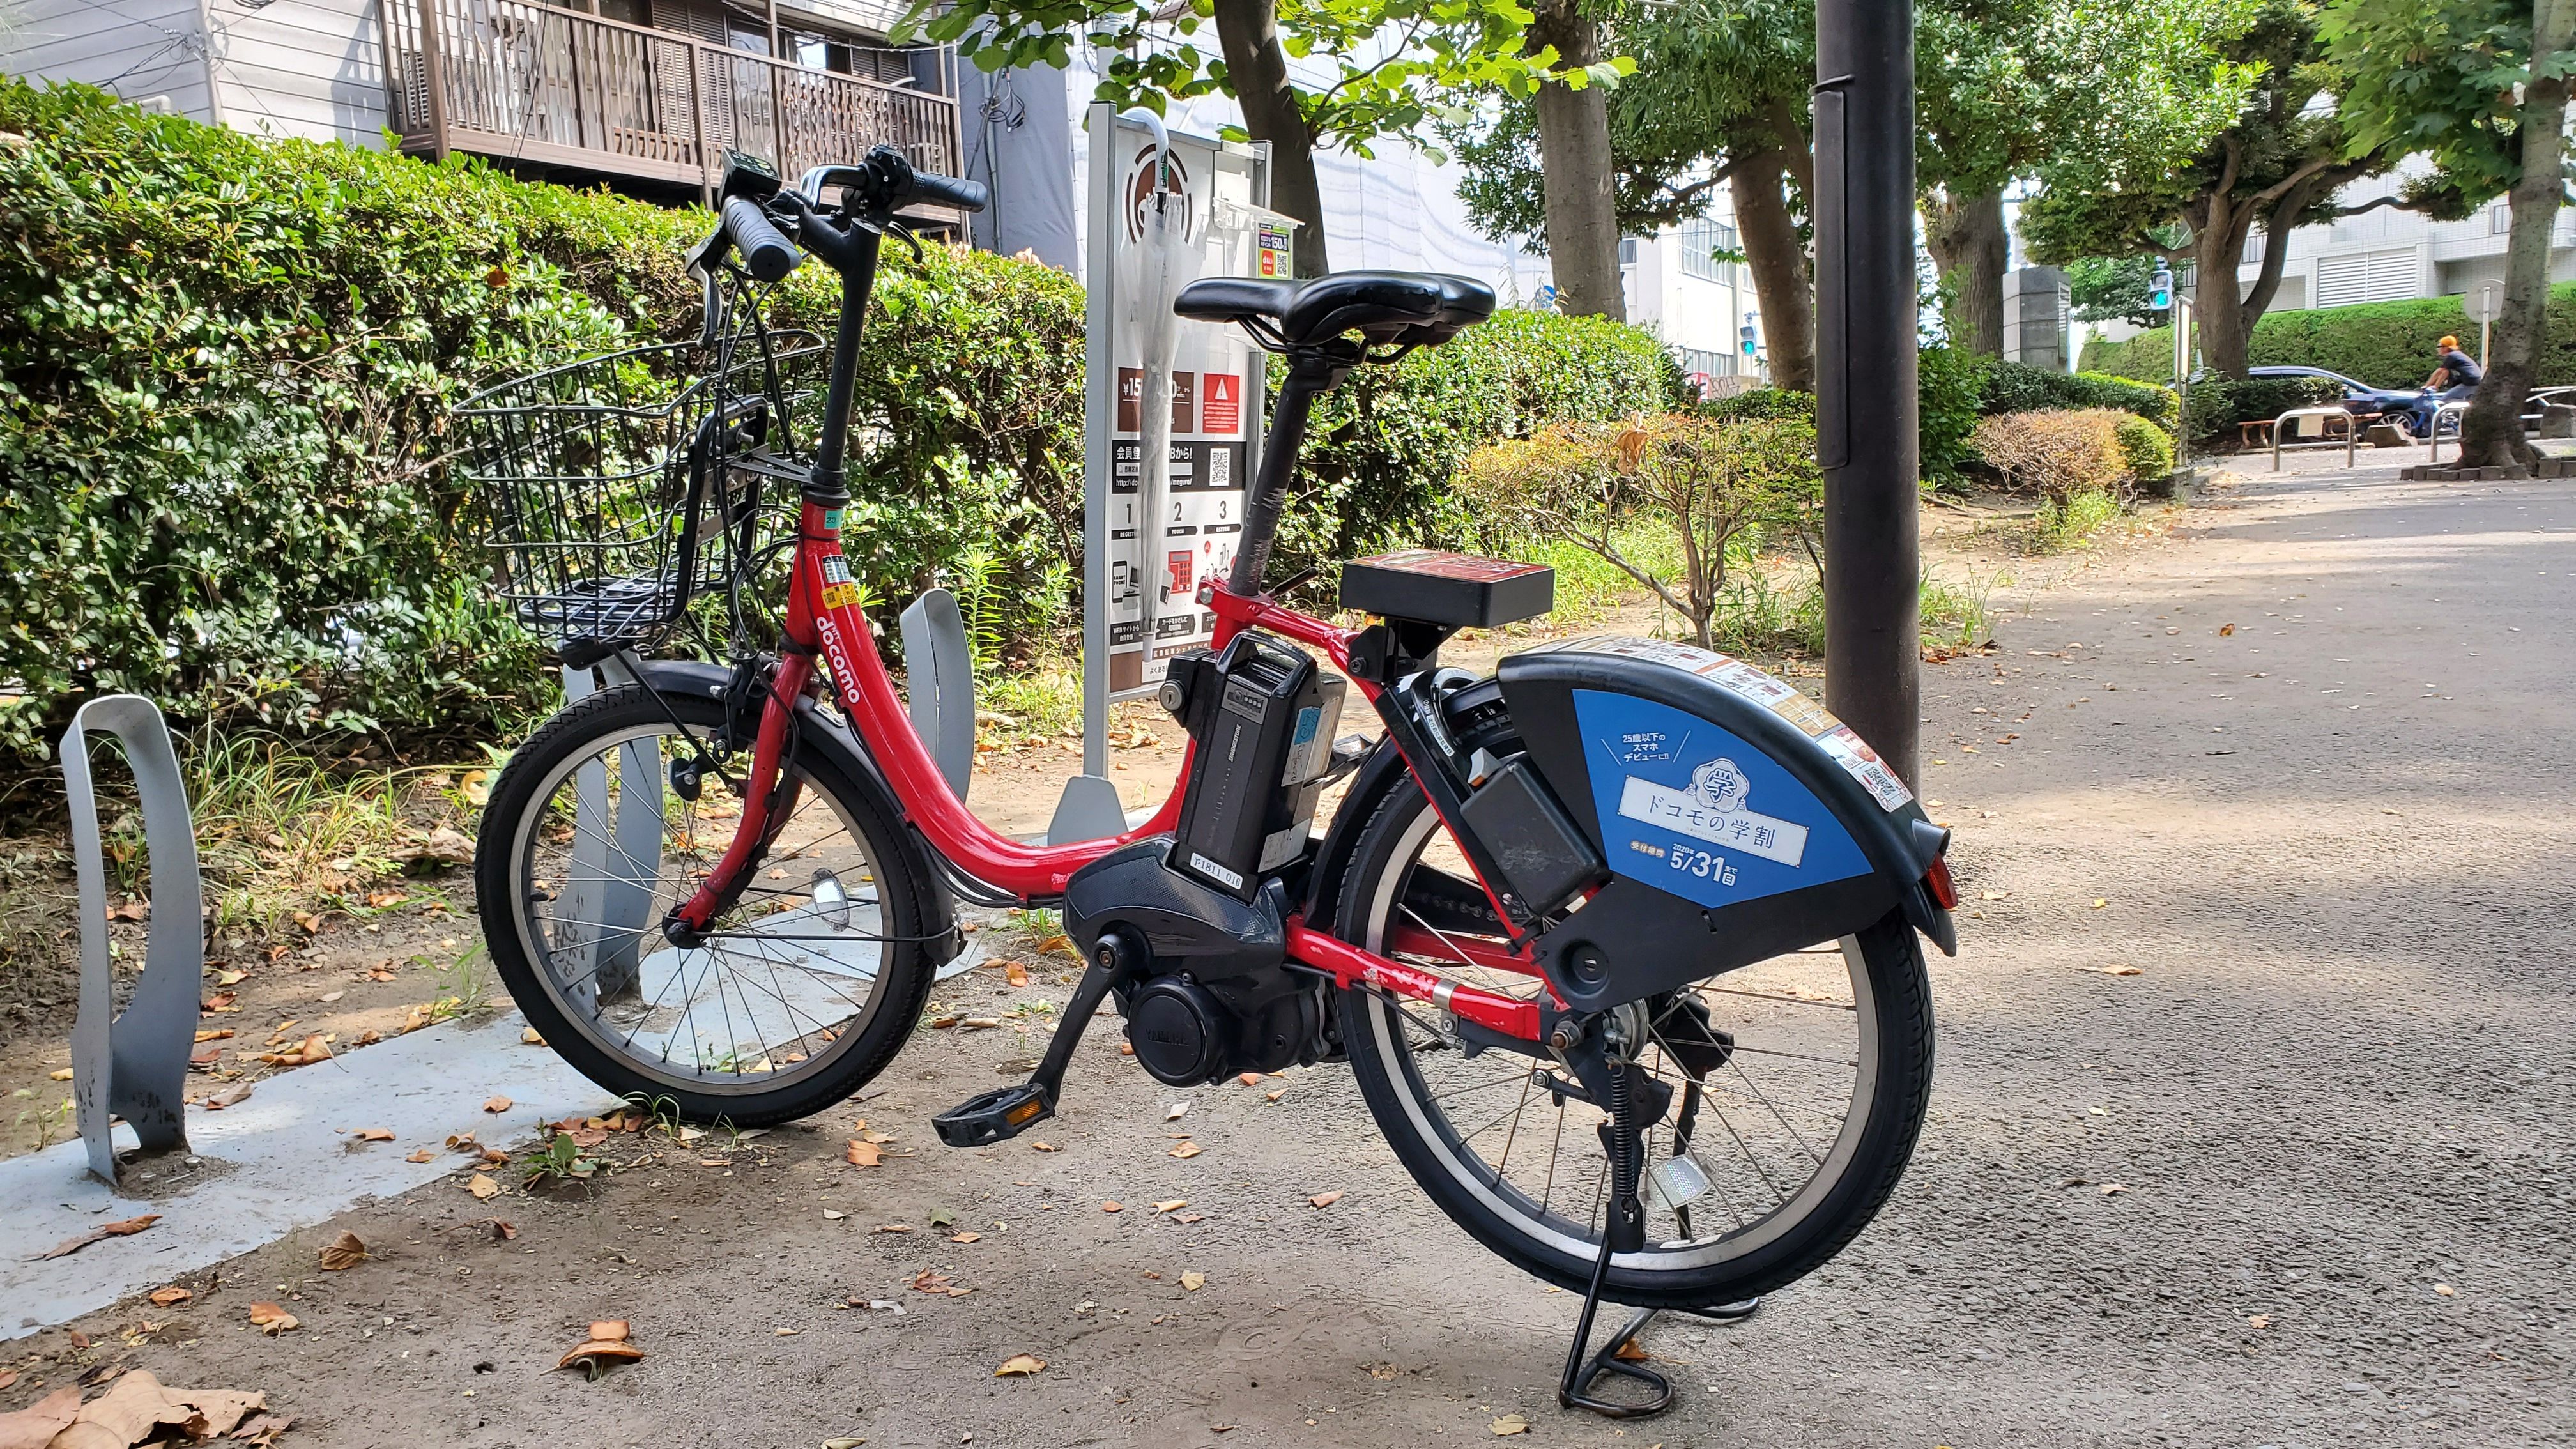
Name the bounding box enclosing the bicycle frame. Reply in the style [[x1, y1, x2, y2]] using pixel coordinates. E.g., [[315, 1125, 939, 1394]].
[[673, 504, 1548, 1041]]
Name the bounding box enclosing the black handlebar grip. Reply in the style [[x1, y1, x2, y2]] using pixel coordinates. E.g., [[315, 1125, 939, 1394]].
[[907, 170, 989, 215], [722, 195, 802, 282]]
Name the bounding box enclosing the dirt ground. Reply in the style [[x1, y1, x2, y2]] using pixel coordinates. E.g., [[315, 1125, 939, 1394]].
[[7, 455, 2572, 1446]]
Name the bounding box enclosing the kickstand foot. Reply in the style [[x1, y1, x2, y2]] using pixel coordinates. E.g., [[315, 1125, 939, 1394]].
[[1557, 1293, 1765, 1419]]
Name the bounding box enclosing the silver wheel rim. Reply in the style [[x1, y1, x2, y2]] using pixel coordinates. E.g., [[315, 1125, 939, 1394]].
[[506, 721, 897, 1098], [1356, 795, 1881, 1271]]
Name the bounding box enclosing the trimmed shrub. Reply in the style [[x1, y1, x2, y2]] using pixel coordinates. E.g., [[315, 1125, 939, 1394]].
[[1981, 360, 2178, 429], [2085, 284, 2576, 388], [1285, 307, 1678, 587], [1694, 386, 1816, 423], [1917, 344, 1988, 479], [1968, 408, 2138, 501], [2112, 415, 2174, 486]]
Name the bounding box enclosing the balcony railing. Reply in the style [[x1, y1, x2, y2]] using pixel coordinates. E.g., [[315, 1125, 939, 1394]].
[[382, 0, 960, 198]]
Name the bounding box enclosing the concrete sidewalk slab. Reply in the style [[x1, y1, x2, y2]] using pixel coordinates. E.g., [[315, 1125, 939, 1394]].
[[0, 1010, 606, 1339]]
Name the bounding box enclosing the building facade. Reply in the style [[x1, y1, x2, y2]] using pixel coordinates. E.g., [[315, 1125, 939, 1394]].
[[1, 0, 961, 205]]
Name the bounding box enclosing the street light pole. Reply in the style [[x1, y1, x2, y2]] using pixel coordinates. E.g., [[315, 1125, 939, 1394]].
[[1814, 0, 1919, 785]]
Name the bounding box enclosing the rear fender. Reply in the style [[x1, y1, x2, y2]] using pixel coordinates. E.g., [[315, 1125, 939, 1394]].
[[1498, 638, 1954, 1013]]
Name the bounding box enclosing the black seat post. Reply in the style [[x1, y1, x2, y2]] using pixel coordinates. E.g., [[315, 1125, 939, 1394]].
[[1226, 348, 1354, 597]]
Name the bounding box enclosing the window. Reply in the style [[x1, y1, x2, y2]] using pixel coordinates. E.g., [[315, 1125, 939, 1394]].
[[1675, 346, 1736, 391], [1678, 218, 1738, 283]]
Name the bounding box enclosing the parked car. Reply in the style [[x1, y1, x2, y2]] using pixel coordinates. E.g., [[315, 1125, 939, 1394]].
[[2247, 365, 2421, 422]]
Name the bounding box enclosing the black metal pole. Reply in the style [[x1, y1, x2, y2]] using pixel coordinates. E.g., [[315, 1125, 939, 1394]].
[[1813, 0, 1920, 785]]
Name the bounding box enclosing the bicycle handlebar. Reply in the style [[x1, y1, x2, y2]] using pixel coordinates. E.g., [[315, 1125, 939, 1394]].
[[723, 195, 802, 283], [908, 169, 989, 215]]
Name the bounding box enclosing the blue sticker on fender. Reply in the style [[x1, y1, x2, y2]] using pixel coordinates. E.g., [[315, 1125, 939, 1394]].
[[1574, 690, 1871, 910]]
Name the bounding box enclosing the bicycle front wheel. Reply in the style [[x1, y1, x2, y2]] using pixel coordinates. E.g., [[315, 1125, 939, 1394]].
[[475, 684, 940, 1124], [1334, 762, 1935, 1308]]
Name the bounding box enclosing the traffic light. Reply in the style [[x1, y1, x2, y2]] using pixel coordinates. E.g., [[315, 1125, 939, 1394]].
[[1740, 321, 1759, 356], [2149, 264, 2174, 312]]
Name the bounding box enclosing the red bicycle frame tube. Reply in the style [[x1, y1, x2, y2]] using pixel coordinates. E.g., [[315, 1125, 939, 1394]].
[[675, 497, 1551, 1042]]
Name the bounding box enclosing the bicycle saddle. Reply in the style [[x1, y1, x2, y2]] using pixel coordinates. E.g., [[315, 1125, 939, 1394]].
[[1175, 270, 1497, 349]]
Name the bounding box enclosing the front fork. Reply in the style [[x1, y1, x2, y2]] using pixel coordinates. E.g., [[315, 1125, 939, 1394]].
[[663, 650, 813, 945]]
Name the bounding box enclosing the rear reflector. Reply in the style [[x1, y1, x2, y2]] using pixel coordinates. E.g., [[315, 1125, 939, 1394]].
[[1924, 856, 1959, 910]]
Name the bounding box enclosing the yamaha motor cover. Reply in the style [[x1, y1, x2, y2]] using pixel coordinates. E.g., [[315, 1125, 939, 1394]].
[[1498, 636, 1954, 1013]]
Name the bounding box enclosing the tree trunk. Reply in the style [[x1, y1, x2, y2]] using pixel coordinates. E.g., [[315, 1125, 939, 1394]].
[[1733, 149, 1815, 391], [1527, 0, 1625, 320], [2462, 0, 2575, 470], [1923, 186, 2006, 355], [1211, 0, 1328, 276], [2189, 192, 2260, 379]]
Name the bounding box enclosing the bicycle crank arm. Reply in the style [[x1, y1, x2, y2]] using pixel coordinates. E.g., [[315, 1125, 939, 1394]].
[[933, 943, 1130, 1148]]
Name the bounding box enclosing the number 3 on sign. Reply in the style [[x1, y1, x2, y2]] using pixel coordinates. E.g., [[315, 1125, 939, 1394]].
[[1668, 845, 1736, 887]]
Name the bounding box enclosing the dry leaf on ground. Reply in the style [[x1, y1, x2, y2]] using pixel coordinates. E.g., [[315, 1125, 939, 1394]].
[[993, 1354, 1046, 1377], [1030, 1140, 1059, 1152], [1181, 1271, 1206, 1291], [482, 1095, 512, 1113], [488, 1220, 518, 1241], [1491, 1411, 1531, 1435], [1002, 960, 1030, 987], [2082, 964, 2143, 976], [1034, 933, 1079, 959], [1151, 1200, 1186, 1213], [1264, 1090, 1285, 1103], [1308, 1190, 1344, 1209], [1101, 1201, 1123, 1213], [248, 1303, 299, 1335], [203, 1083, 253, 1110], [146, 1287, 191, 1308], [406, 1148, 434, 1163], [318, 1231, 367, 1271], [521, 1027, 546, 1046], [466, 1173, 500, 1200], [1169, 1141, 1202, 1160], [33, 1215, 159, 1261], [948, 1231, 981, 1243], [845, 1140, 881, 1167], [1236, 1073, 1262, 1087], [353, 1128, 394, 1142], [1163, 1102, 1189, 1121], [0, 1386, 81, 1448], [556, 1330, 641, 1380]]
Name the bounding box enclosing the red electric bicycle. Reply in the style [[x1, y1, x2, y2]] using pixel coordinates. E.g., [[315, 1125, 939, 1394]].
[[462, 148, 1952, 1415]]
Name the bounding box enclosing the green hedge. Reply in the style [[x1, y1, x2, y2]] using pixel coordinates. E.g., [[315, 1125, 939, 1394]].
[[0, 81, 1068, 761], [2180, 375, 2345, 453], [2083, 285, 2576, 388], [0, 82, 1673, 762]]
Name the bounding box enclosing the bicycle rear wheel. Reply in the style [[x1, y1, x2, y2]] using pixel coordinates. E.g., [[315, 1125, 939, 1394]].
[[475, 684, 940, 1124], [1333, 715, 1935, 1308]]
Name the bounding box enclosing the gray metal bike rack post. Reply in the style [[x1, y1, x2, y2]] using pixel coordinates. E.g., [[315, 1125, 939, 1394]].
[[2269, 406, 2357, 471], [2426, 401, 2474, 464], [63, 696, 202, 1187]]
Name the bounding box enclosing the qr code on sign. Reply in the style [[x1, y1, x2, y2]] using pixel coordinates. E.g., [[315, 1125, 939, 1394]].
[[1208, 450, 1230, 486]]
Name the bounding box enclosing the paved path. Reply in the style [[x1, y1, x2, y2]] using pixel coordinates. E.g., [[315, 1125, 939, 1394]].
[[3, 459, 2568, 1447]]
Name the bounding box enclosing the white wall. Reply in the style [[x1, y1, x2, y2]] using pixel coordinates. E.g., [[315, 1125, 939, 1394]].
[[1, 0, 216, 121], [204, 0, 387, 149]]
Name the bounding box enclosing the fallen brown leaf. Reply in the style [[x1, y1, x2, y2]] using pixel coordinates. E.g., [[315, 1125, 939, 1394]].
[[1174, 1213, 1204, 1224], [1181, 1271, 1206, 1291], [248, 1302, 299, 1335], [0, 1368, 15, 1391], [1236, 1072, 1262, 1087], [318, 1230, 367, 1271], [203, 1082, 253, 1110], [353, 1128, 394, 1142], [845, 1139, 881, 1167], [1169, 1141, 1203, 1160], [147, 1287, 192, 1308], [1264, 1090, 1285, 1103], [406, 1148, 434, 1163], [2082, 964, 2144, 976], [1308, 1190, 1344, 1209], [1101, 1200, 1123, 1213], [1491, 1411, 1531, 1435], [556, 1338, 641, 1379], [482, 1095, 512, 1114], [1034, 934, 1080, 959], [487, 1219, 518, 1241], [2247, 1314, 2272, 1329], [467, 1172, 499, 1200], [521, 1027, 546, 1046], [1002, 960, 1031, 987], [948, 1230, 981, 1243], [589, 1320, 630, 1342], [1152, 1199, 1187, 1213], [33, 1214, 158, 1260], [1030, 1140, 1059, 1152], [993, 1354, 1046, 1377]]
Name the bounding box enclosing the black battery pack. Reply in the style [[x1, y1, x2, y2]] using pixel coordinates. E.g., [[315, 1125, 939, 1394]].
[[1167, 632, 1346, 901]]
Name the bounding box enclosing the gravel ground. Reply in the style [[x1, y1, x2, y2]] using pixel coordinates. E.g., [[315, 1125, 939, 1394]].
[[6, 456, 2570, 1448]]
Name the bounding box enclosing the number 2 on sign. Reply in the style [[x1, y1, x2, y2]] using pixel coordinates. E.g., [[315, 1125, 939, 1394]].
[[1669, 845, 1737, 887]]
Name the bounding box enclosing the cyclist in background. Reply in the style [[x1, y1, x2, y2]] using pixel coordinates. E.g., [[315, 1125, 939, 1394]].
[[2409, 334, 2483, 436]]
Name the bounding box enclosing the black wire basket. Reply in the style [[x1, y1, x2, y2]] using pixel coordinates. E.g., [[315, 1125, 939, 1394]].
[[452, 332, 820, 657]]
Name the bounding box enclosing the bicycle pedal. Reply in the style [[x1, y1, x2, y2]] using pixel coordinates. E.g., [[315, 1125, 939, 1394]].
[[932, 1082, 1055, 1148]]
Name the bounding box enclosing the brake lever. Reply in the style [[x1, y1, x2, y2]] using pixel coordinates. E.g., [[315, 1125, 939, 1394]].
[[889, 219, 925, 264]]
